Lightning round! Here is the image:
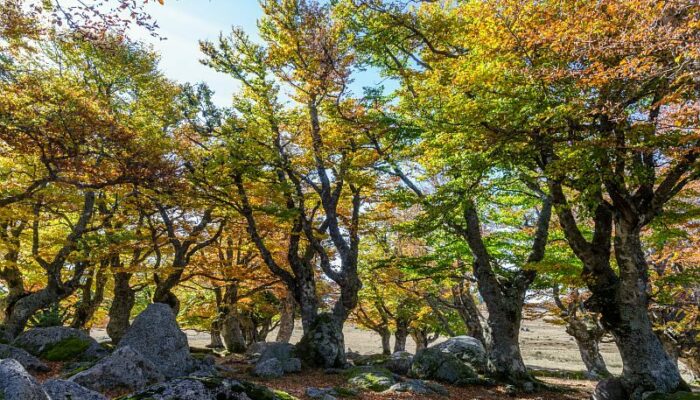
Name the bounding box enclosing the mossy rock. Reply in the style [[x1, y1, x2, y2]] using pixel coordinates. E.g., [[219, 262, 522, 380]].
[[344, 366, 395, 392], [41, 337, 91, 361], [644, 392, 700, 400], [353, 354, 389, 367], [332, 386, 359, 397], [117, 377, 298, 400]]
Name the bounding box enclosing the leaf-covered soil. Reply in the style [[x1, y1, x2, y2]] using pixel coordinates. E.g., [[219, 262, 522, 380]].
[[219, 357, 595, 400]]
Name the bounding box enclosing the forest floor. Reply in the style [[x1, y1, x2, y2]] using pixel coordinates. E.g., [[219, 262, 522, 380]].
[[89, 317, 698, 399]]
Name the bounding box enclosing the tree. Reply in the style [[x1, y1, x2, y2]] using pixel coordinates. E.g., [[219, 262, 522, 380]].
[[344, 0, 699, 395]]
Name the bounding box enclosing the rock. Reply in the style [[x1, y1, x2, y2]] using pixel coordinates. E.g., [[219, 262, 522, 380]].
[[245, 341, 268, 358], [386, 379, 449, 396], [410, 347, 478, 385], [592, 378, 628, 400], [283, 357, 302, 373], [189, 355, 219, 377], [0, 358, 49, 400], [353, 353, 389, 366], [296, 313, 345, 368], [306, 387, 336, 399], [69, 346, 164, 393], [118, 303, 194, 378], [257, 342, 296, 364], [126, 377, 298, 400], [432, 336, 487, 371], [254, 358, 284, 378], [12, 326, 106, 361], [0, 343, 49, 372], [42, 379, 107, 400], [346, 366, 395, 392], [643, 392, 700, 400], [385, 351, 413, 375]]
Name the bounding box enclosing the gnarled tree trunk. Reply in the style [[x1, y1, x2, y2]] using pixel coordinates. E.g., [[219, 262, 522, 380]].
[[71, 259, 108, 330], [275, 290, 296, 343], [107, 271, 135, 345]]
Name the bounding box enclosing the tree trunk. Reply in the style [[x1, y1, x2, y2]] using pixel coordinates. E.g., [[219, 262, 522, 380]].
[[107, 271, 135, 345], [481, 292, 530, 383], [379, 328, 391, 355], [152, 275, 181, 314], [394, 320, 408, 353], [411, 329, 428, 352], [452, 281, 486, 347], [566, 318, 610, 379], [208, 317, 224, 348], [221, 312, 247, 353], [276, 290, 295, 343], [71, 259, 108, 330], [4, 285, 62, 338], [604, 220, 684, 398]]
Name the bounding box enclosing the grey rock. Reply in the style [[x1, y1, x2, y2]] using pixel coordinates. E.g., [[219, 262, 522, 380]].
[[387, 379, 449, 396], [0, 358, 49, 400], [245, 341, 268, 358], [12, 326, 106, 361], [296, 313, 346, 368], [592, 378, 628, 400], [385, 351, 413, 375], [306, 387, 336, 399], [0, 343, 49, 372], [129, 377, 294, 400], [283, 357, 302, 373], [346, 366, 395, 392], [118, 303, 194, 378], [42, 379, 107, 400], [433, 336, 486, 371], [254, 357, 284, 378], [410, 347, 478, 385], [258, 342, 296, 364], [69, 346, 164, 393]]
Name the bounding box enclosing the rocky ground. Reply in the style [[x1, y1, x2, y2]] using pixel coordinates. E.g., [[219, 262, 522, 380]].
[[1, 306, 696, 399]]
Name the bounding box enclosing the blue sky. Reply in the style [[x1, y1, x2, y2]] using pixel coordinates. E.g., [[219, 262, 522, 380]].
[[131, 0, 392, 107], [132, 0, 263, 106]]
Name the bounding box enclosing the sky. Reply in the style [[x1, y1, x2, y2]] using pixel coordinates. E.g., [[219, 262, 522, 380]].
[[129, 0, 393, 107], [132, 0, 264, 107]]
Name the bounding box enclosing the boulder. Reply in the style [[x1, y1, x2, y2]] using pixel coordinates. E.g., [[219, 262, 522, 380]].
[[254, 358, 284, 378], [385, 351, 413, 375], [118, 303, 194, 377], [69, 346, 164, 393], [12, 326, 106, 361], [257, 342, 296, 364], [433, 336, 486, 371], [345, 366, 396, 392], [386, 379, 449, 396], [0, 358, 49, 400], [643, 392, 700, 400], [42, 379, 107, 400], [296, 313, 345, 368], [126, 377, 298, 400], [410, 347, 478, 385], [592, 378, 628, 400], [0, 343, 49, 372], [283, 357, 302, 373]]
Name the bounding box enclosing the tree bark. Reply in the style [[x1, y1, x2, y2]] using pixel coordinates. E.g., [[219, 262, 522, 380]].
[[394, 319, 409, 353], [221, 312, 247, 353], [380, 328, 392, 355], [276, 290, 296, 343], [107, 271, 135, 345], [607, 220, 684, 398], [566, 318, 610, 379], [71, 259, 108, 330], [452, 280, 486, 347]]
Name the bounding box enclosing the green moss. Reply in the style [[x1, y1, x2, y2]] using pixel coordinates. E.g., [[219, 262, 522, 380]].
[[41, 337, 90, 361], [529, 368, 589, 380], [61, 362, 95, 378], [273, 389, 299, 400], [353, 354, 389, 366], [344, 366, 395, 392]]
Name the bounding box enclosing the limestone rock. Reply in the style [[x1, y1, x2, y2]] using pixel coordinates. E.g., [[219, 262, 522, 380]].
[[118, 303, 194, 378], [69, 346, 164, 393], [433, 336, 486, 371], [346, 366, 395, 392], [386, 379, 449, 396], [126, 377, 297, 400], [410, 347, 478, 385], [42, 379, 107, 400], [385, 351, 413, 375], [254, 358, 284, 378], [0, 343, 49, 372], [0, 358, 49, 400], [12, 326, 106, 361]]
